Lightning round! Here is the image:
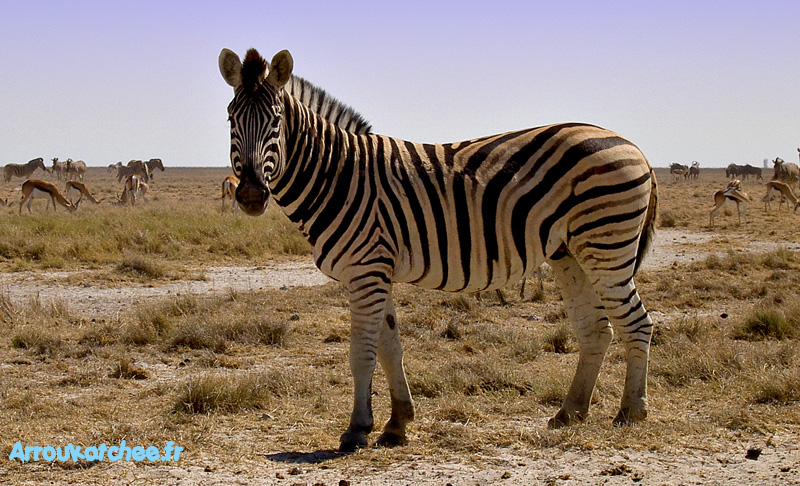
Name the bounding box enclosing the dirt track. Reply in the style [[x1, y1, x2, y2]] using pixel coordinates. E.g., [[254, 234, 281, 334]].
[[3, 229, 800, 485]]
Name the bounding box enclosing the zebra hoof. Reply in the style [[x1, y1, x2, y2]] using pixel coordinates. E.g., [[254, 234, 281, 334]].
[[338, 430, 369, 453], [612, 407, 647, 427], [375, 431, 407, 448], [547, 409, 586, 429]]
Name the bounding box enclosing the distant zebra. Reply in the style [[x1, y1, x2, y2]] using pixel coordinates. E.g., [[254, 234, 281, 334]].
[[773, 157, 799, 187], [116, 160, 150, 183], [64, 159, 86, 181], [144, 158, 165, 180], [4, 158, 48, 183], [688, 161, 699, 180], [52, 157, 68, 180], [220, 48, 658, 452]]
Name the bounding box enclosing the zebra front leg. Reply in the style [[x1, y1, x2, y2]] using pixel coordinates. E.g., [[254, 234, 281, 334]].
[[547, 253, 613, 427], [339, 277, 390, 453], [374, 293, 414, 447]]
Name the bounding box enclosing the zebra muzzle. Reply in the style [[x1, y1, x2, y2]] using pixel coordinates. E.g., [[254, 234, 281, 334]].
[[235, 179, 270, 216]]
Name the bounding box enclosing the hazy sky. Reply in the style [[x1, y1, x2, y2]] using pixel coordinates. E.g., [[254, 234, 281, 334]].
[[2, 1, 799, 168]]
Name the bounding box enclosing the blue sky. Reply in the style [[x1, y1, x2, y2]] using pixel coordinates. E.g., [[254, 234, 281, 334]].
[[1, 1, 798, 168]]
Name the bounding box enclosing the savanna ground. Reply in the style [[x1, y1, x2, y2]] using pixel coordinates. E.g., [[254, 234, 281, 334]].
[[0, 166, 799, 485]]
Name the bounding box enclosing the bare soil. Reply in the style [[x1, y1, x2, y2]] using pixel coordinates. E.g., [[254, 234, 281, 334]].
[[2, 167, 800, 485]]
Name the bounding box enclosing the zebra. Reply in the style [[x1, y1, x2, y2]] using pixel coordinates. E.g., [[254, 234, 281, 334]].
[[773, 157, 799, 188], [64, 158, 86, 181], [219, 48, 658, 452], [116, 160, 150, 183], [4, 157, 48, 183], [144, 158, 165, 180], [52, 157, 68, 180]]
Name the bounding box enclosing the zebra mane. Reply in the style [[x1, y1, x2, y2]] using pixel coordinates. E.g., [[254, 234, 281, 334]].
[[283, 74, 372, 135]]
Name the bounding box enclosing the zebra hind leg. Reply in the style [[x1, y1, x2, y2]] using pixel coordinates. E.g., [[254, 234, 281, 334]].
[[587, 263, 653, 426], [547, 253, 613, 427]]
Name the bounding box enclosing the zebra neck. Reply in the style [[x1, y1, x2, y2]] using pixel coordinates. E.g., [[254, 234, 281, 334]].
[[270, 96, 364, 243]]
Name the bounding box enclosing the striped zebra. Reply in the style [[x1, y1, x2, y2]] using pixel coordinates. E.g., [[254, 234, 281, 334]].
[[144, 158, 165, 180], [220, 48, 658, 452], [116, 160, 150, 183], [4, 157, 48, 183]]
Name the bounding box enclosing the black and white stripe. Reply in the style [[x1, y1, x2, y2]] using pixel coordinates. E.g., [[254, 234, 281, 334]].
[[220, 48, 658, 452]]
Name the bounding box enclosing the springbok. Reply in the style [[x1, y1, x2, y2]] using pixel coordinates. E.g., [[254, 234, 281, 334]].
[[121, 175, 148, 206], [710, 179, 751, 226], [4, 158, 49, 183], [221, 175, 240, 212], [670, 166, 688, 182], [19, 179, 76, 213], [762, 180, 799, 211], [65, 180, 103, 206]]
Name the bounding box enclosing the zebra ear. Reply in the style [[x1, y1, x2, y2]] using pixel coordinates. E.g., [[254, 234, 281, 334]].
[[219, 48, 243, 88], [267, 50, 293, 89]]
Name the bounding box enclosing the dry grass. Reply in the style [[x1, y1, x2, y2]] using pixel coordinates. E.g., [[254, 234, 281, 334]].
[[0, 167, 799, 482]]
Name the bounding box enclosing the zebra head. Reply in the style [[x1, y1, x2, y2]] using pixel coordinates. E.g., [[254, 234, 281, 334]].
[[219, 48, 293, 216]]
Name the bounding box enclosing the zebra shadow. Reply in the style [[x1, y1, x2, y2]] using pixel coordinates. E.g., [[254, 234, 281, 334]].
[[264, 450, 342, 464]]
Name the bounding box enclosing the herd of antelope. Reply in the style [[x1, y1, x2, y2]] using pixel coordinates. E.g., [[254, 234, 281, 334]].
[[0, 157, 163, 212], [707, 153, 800, 226]]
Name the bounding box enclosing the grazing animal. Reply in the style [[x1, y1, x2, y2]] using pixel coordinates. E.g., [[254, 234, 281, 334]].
[[108, 161, 122, 173], [670, 167, 687, 181], [117, 160, 151, 183], [762, 180, 799, 211], [51, 157, 68, 181], [144, 158, 164, 180], [773, 157, 800, 187], [710, 180, 751, 226], [19, 179, 76, 213], [688, 161, 699, 180], [121, 175, 148, 206], [65, 180, 102, 206], [64, 159, 86, 181], [725, 163, 762, 180], [220, 48, 658, 451], [221, 175, 240, 212], [4, 158, 48, 183]]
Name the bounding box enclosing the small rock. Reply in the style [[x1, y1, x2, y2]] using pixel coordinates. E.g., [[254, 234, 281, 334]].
[[746, 447, 762, 460], [500, 471, 512, 479]]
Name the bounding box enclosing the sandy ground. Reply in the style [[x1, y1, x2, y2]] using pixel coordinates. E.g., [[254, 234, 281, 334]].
[[3, 229, 800, 485], [4, 228, 798, 318]]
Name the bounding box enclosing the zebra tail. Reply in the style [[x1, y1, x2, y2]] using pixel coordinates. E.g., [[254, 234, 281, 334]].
[[633, 168, 658, 276]]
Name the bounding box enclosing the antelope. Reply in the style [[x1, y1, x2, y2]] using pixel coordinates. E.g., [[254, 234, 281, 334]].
[[108, 161, 122, 173], [221, 175, 240, 212], [773, 157, 799, 187], [670, 166, 688, 182], [710, 179, 751, 226], [65, 180, 103, 206], [121, 175, 148, 206], [762, 180, 799, 211], [4, 158, 49, 183], [19, 179, 76, 213]]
